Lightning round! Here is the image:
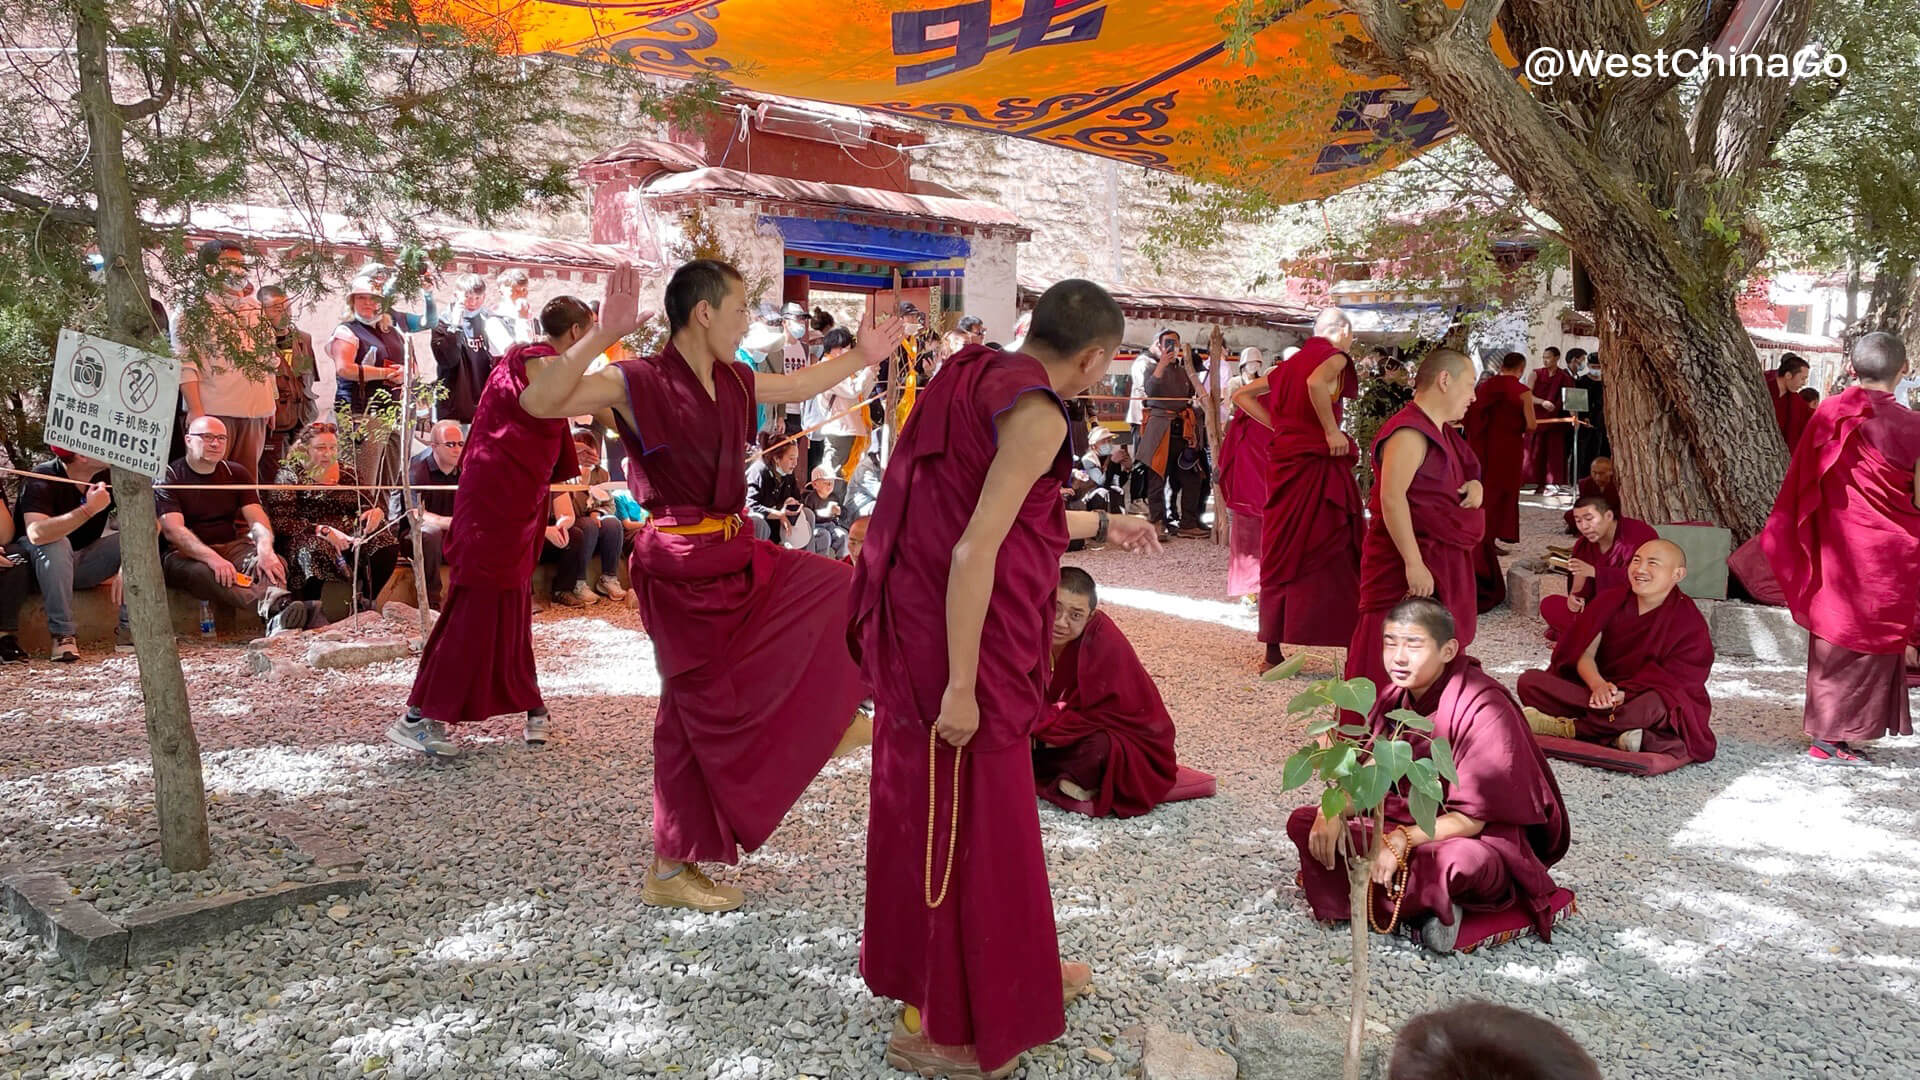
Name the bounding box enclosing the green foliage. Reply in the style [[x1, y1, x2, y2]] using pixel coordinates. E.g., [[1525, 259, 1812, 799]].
[[1276, 671, 1453, 840]]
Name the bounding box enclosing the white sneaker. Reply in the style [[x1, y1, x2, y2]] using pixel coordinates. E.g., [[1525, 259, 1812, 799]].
[[386, 715, 458, 758], [594, 576, 627, 601], [524, 710, 549, 746], [1615, 728, 1643, 754]]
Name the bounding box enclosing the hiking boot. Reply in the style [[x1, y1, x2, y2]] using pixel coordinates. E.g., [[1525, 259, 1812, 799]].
[[524, 709, 549, 746], [641, 863, 744, 913], [593, 576, 628, 602], [885, 1010, 1016, 1080], [1177, 526, 1211, 539], [114, 625, 135, 653], [1420, 904, 1465, 955], [385, 714, 458, 758], [51, 635, 79, 663], [1614, 728, 1643, 754], [1523, 707, 1575, 739], [0, 634, 27, 664]]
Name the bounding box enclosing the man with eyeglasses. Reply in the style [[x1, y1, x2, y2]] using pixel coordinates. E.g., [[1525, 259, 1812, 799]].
[[388, 419, 465, 610], [156, 416, 305, 635]]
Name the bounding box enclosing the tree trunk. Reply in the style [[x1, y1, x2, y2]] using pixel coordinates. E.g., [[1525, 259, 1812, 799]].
[[1204, 326, 1227, 546], [1342, 821, 1377, 1080], [75, 6, 210, 871]]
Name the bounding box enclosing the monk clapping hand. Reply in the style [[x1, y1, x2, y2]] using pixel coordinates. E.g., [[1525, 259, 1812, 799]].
[[596, 262, 656, 337], [1105, 513, 1161, 553], [859, 313, 906, 366]]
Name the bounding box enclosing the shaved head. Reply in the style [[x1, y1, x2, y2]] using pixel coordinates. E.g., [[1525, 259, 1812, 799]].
[[1415, 348, 1474, 391], [1642, 537, 1687, 568], [1852, 332, 1907, 384], [1628, 538, 1688, 600], [1500, 351, 1526, 372], [1314, 308, 1351, 338]]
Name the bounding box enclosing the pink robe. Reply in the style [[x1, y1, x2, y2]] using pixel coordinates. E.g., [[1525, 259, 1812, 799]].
[[1525, 366, 1575, 488], [408, 343, 573, 725], [1346, 405, 1484, 701], [1036, 609, 1179, 818], [1217, 392, 1272, 598], [849, 344, 1071, 1072], [1761, 386, 1920, 742], [1259, 338, 1363, 646], [1288, 658, 1569, 939], [1539, 516, 1661, 638], [1464, 373, 1529, 542], [610, 343, 866, 864]]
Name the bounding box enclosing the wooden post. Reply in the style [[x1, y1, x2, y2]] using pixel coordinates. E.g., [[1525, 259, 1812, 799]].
[[880, 267, 905, 467], [400, 340, 430, 637], [1203, 326, 1228, 547]]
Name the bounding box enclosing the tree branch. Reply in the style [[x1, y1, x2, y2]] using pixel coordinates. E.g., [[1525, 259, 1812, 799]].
[[0, 182, 96, 226], [121, 7, 187, 124]]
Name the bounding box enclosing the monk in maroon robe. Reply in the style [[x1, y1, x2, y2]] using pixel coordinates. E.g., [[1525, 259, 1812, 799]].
[[1464, 351, 1534, 544], [1761, 332, 1920, 764], [1524, 348, 1575, 492], [849, 281, 1160, 1078], [1218, 373, 1272, 600], [1519, 540, 1717, 766], [1346, 350, 1485, 710], [390, 297, 623, 758], [1540, 497, 1661, 639], [520, 260, 901, 912], [1290, 597, 1569, 954], [1767, 353, 1815, 453], [1562, 456, 1619, 532], [1034, 568, 1178, 817], [1241, 309, 1363, 667]]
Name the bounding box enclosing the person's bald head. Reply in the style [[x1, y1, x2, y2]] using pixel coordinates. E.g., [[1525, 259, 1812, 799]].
[[1588, 457, 1614, 487], [1025, 279, 1125, 396], [1314, 307, 1353, 353], [847, 515, 872, 562], [185, 415, 229, 469], [1628, 538, 1687, 602], [1414, 348, 1477, 423], [1852, 332, 1907, 386], [430, 420, 465, 471]]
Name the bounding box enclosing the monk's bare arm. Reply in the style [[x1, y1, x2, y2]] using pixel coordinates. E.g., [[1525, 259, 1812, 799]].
[[1575, 634, 1609, 693], [1308, 355, 1348, 453], [758, 317, 903, 405], [519, 264, 648, 419], [938, 395, 1068, 746], [1523, 393, 1538, 433], [1378, 429, 1429, 587], [1231, 375, 1272, 429], [1397, 811, 1487, 848]]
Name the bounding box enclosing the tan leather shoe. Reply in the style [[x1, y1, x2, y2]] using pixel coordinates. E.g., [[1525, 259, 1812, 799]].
[[1523, 707, 1575, 739], [833, 706, 874, 759], [640, 864, 744, 913], [1062, 960, 1093, 1004], [1614, 728, 1643, 754], [886, 1011, 1016, 1080]]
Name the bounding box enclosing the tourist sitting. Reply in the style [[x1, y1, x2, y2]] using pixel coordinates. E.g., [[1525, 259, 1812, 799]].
[[1541, 496, 1659, 639], [16, 449, 129, 660], [1035, 568, 1178, 817], [0, 490, 31, 663], [539, 432, 625, 607], [746, 435, 814, 549], [802, 465, 849, 558], [567, 428, 626, 597], [1518, 539, 1716, 765], [1287, 597, 1570, 954], [388, 420, 463, 610], [265, 425, 397, 614], [1389, 1001, 1601, 1080], [158, 417, 307, 635], [1562, 456, 1620, 533]]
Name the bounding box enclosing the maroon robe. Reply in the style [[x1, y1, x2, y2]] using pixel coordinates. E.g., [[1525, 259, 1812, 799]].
[[1761, 387, 1920, 742], [1035, 609, 1178, 818], [1287, 657, 1570, 940], [1521, 585, 1717, 765], [1539, 516, 1661, 638], [1345, 405, 1484, 699], [1562, 475, 1621, 532], [1218, 391, 1272, 598], [849, 345, 1071, 1072], [1259, 338, 1362, 646], [1727, 534, 1785, 605], [1767, 371, 1815, 452], [407, 343, 573, 725], [610, 343, 866, 865], [1525, 366, 1575, 488], [1464, 373, 1529, 542]]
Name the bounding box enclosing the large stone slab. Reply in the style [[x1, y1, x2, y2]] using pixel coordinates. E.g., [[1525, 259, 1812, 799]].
[[306, 637, 413, 670], [1712, 601, 1809, 663], [1654, 523, 1732, 601], [1142, 1025, 1237, 1080], [1, 871, 129, 972], [1505, 565, 1557, 621], [1231, 1010, 1384, 1080], [121, 876, 370, 966]]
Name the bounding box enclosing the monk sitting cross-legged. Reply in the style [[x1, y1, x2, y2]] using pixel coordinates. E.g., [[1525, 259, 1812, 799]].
[[1518, 539, 1716, 765], [1286, 597, 1570, 955], [1034, 567, 1179, 817], [1540, 497, 1660, 640]]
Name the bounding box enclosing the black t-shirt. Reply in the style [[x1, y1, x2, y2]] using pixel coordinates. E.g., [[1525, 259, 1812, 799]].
[[17, 460, 113, 550], [155, 459, 260, 548]]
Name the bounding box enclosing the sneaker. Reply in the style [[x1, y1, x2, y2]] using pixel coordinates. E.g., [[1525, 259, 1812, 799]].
[[1176, 526, 1211, 539], [885, 1011, 1016, 1080], [1523, 707, 1575, 739], [593, 576, 627, 602], [264, 594, 310, 635], [50, 635, 79, 663], [114, 626, 134, 653], [0, 634, 27, 664], [641, 863, 744, 913], [385, 714, 458, 758], [1420, 904, 1465, 955], [554, 584, 600, 608], [1808, 739, 1866, 765], [1614, 728, 1644, 754], [524, 709, 549, 746]]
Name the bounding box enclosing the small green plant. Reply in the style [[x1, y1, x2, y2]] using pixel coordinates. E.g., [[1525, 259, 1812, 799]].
[[1263, 652, 1458, 1080]]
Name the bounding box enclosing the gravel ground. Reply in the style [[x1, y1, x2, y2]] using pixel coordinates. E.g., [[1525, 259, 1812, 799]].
[[1, 494, 1916, 1079]]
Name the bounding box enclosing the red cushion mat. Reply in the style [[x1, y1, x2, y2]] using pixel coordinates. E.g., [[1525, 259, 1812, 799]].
[[1534, 734, 1689, 776], [1040, 765, 1215, 817], [1401, 887, 1579, 953]]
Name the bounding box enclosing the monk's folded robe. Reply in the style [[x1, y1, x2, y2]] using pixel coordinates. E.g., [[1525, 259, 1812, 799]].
[[849, 344, 1071, 1074], [408, 342, 575, 726], [1218, 388, 1272, 599], [1761, 385, 1920, 744], [1768, 370, 1815, 452], [610, 343, 865, 865], [1525, 365, 1575, 488], [1539, 516, 1661, 637], [1519, 584, 1717, 766], [1473, 535, 1506, 616], [1259, 337, 1362, 647], [1464, 372, 1530, 543], [1346, 405, 1484, 698], [1726, 535, 1785, 606], [1035, 608, 1178, 818], [1287, 657, 1570, 940]]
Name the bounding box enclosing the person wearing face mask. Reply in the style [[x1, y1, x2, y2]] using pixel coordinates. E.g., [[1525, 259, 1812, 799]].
[[173, 240, 273, 478], [329, 273, 409, 482], [431, 274, 504, 423]]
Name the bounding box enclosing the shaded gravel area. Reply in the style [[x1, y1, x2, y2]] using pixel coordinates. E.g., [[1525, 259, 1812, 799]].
[[1, 494, 1915, 1079]]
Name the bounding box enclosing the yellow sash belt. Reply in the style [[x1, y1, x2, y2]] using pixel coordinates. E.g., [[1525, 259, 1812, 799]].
[[650, 514, 742, 540]]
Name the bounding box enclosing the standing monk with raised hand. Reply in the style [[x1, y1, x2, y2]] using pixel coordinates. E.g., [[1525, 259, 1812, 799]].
[[1463, 351, 1535, 546], [849, 280, 1160, 1079], [1346, 349, 1485, 705], [1761, 332, 1920, 765], [1243, 307, 1363, 669], [520, 259, 903, 912], [388, 289, 647, 760]]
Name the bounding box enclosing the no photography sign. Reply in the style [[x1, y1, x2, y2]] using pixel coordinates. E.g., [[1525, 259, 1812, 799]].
[[46, 329, 179, 478]]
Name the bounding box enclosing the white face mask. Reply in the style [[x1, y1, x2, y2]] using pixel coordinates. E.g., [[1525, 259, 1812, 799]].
[[353, 312, 381, 326]]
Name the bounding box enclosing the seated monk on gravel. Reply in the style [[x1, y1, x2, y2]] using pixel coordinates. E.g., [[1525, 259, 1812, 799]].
[[1389, 1001, 1601, 1080], [1540, 497, 1660, 639], [1034, 567, 1179, 816], [1286, 597, 1570, 955], [1518, 539, 1716, 764]]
